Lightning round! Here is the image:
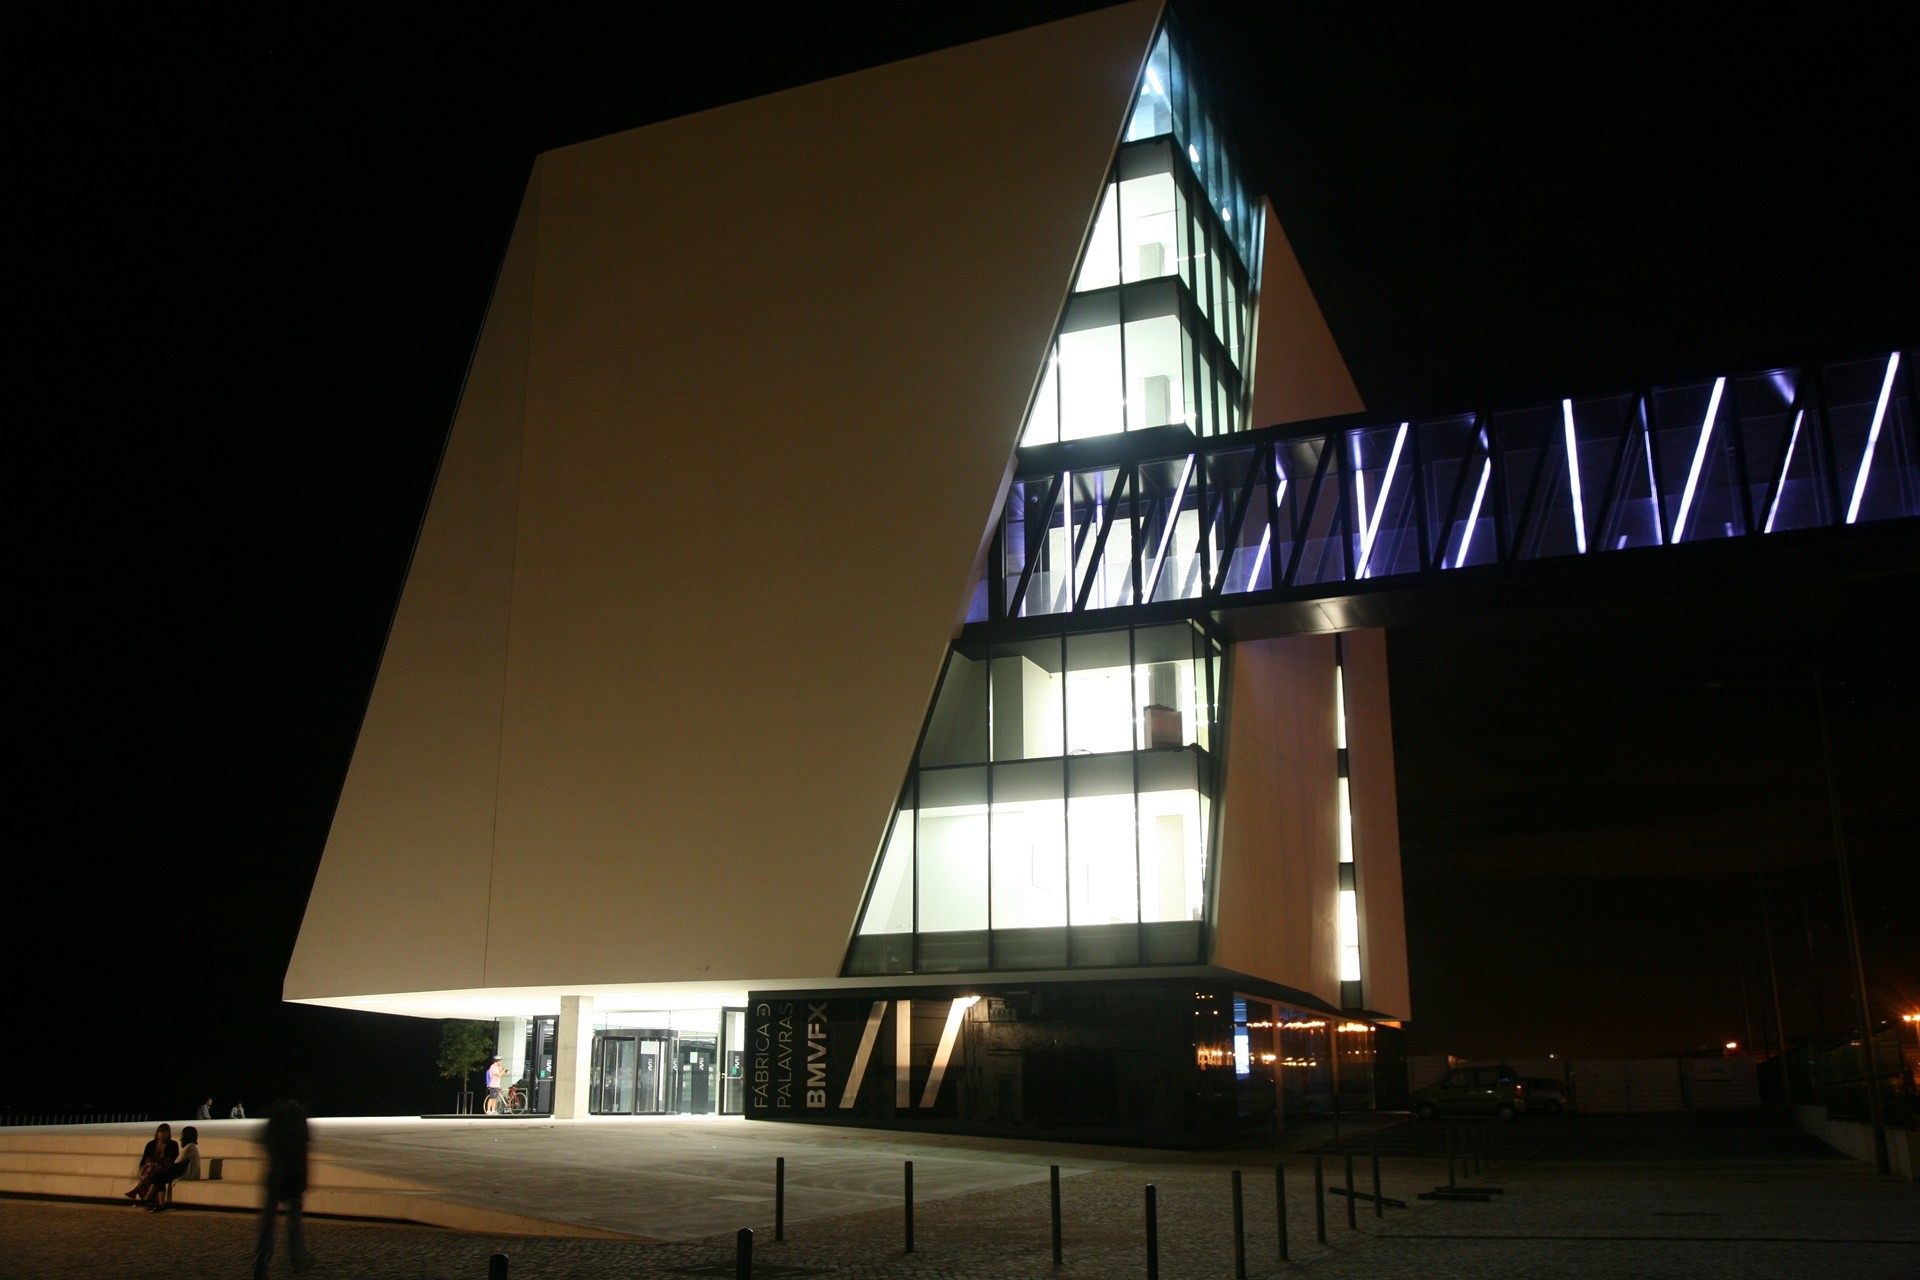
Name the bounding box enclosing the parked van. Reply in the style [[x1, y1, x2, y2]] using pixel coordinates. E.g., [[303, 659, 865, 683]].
[[1410, 1063, 1526, 1119]]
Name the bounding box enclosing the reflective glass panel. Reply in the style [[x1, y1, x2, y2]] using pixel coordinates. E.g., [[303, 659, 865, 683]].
[[1138, 749, 1203, 923], [917, 767, 987, 932], [1075, 184, 1121, 293], [1002, 476, 1043, 614], [1287, 435, 1346, 585], [1494, 404, 1581, 559], [1652, 379, 1746, 543], [858, 802, 915, 935], [1825, 353, 1916, 524], [1347, 424, 1418, 578], [1059, 293, 1123, 441], [991, 638, 1063, 761], [1021, 350, 1059, 447], [1066, 629, 1133, 756], [1139, 456, 1202, 600], [1734, 370, 1819, 533], [919, 645, 988, 767], [1024, 472, 1074, 617], [1134, 623, 1204, 751], [1124, 295, 1184, 431], [1418, 414, 1482, 570], [1119, 172, 1178, 284], [1072, 467, 1134, 610], [1128, 29, 1172, 141], [1068, 754, 1136, 925], [990, 760, 1067, 930], [1208, 447, 1270, 594]]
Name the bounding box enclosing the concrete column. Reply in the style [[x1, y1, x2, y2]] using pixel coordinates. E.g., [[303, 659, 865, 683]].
[[553, 995, 596, 1119]]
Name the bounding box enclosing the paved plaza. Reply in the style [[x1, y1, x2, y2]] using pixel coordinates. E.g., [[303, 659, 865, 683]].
[[2, 1114, 1914, 1278]]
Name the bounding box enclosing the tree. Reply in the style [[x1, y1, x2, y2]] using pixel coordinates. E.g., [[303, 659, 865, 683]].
[[436, 1020, 496, 1100]]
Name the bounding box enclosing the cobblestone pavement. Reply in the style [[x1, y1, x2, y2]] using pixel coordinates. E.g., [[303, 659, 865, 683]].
[[5, 1153, 1916, 1279]]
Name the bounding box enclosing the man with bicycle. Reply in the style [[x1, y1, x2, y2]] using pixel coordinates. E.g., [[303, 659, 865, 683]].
[[483, 1056, 504, 1115]]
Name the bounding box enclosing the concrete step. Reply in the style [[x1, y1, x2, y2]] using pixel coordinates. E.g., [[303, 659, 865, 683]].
[[0, 1125, 633, 1238]]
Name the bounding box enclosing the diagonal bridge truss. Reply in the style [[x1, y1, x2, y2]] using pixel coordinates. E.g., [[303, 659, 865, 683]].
[[970, 349, 1917, 640]]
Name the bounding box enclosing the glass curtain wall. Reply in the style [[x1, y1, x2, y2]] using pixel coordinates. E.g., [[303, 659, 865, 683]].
[[847, 622, 1224, 976], [1020, 20, 1258, 448]]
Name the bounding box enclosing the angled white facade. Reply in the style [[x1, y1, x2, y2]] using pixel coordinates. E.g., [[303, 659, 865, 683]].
[[289, 1, 1409, 1143]]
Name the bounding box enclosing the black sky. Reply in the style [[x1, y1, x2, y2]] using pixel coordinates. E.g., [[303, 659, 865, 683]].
[[13, 3, 1916, 1117]]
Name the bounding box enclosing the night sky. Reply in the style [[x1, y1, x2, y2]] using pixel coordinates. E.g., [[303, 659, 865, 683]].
[[15, 3, 1915, 1119]]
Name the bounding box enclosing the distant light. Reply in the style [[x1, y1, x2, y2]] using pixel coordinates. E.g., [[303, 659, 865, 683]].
[[1221, 208, 1231, 223], [1145, 67, 1165, 96], [1725, 1041, 1738, 1050], [1189, 143, 1200, 165]]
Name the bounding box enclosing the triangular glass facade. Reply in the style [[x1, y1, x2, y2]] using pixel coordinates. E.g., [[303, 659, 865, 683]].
[[847, 16, 1253, 977]]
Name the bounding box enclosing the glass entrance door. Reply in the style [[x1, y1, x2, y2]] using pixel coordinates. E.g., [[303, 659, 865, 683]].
[[591, 1031, 672, 1114], [719, 1008, 746, 1114], [635, 1036, 667, 1113], [676, 1037, 717, 1115], [591, 1011, 738, 1115], [594, 1035, 637, 1113]]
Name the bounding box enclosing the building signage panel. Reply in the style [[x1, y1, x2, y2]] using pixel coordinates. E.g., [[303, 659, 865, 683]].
[[743, 991, 973, 1123]]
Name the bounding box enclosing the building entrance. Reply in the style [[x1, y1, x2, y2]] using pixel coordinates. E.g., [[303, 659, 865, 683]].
[[589, 1008, 745, 1116]]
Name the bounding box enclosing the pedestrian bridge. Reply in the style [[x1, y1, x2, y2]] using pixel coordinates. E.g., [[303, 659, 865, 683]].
[[969, 349, 1917, 639]]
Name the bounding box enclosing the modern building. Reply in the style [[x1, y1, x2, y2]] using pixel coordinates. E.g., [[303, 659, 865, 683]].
[[285, 0, 1412, 1146]]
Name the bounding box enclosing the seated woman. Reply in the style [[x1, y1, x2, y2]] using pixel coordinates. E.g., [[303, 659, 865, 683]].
[[125, 1123, 179, 1208], [149, 1125, 203, 1209]]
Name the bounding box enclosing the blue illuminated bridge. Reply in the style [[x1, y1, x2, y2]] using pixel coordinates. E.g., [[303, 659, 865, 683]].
[[966, 349, 1918, 642]]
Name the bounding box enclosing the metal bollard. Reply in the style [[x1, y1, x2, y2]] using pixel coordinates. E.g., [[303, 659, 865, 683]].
[[775, 1156, 785, 1242], [488, 1253, 508, 1280], [1313, 1156, 1326, 1244], [1344, 1151, 1356, 1230], [1145, 1183, 1159, 1280], [904, 1160, 914, 1254], [1275, 1163, 1290, 1264], [1371, 1146, 1383, 1219], [1231, 1169, 1246, 1279], [736, 1227, 752, 1280], [1050, 1164, 1063, 1266]]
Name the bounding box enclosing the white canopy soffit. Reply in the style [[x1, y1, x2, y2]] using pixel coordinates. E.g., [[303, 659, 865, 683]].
[[286, 1, 1170, 1011]]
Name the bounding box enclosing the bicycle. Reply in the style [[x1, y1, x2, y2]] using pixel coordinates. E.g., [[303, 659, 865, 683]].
[[500, 1083, 531, 1115]]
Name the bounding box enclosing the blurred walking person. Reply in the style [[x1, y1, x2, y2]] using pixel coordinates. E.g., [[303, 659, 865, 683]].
[[252, 1091, 313, 1276]]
